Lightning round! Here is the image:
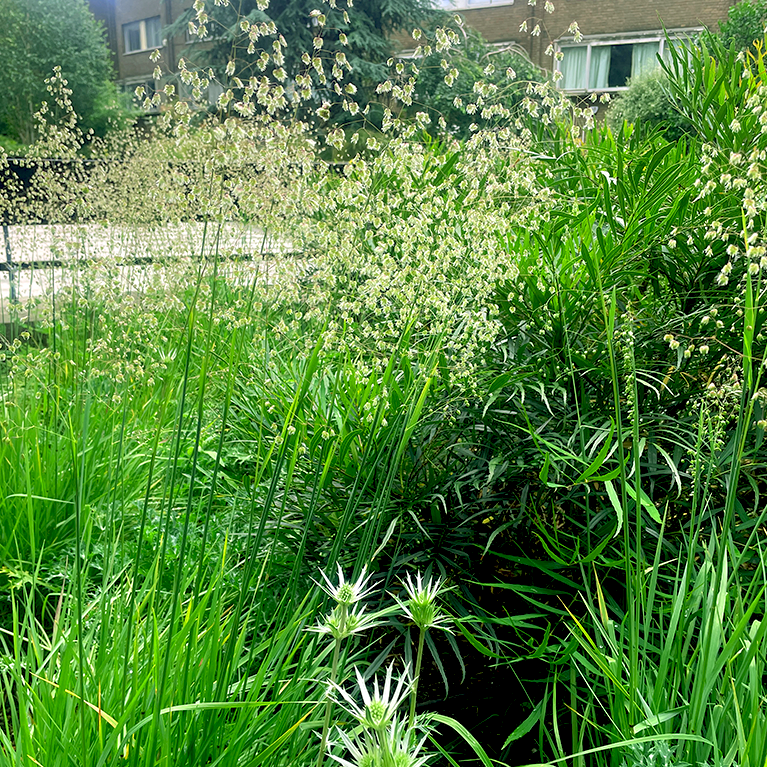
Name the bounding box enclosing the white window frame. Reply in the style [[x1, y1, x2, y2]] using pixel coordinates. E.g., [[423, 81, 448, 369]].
[[554, 27, 703, 94], [123, 16, 163, 54], [437, 0, 514, 9]]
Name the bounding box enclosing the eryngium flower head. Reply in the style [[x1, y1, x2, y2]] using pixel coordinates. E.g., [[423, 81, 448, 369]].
[[333, 663, 412, 732], [315, 565, 377, 606], [386, 715, 434, 767], [328, 716, 433, 767], [310, 603, 387, 642], [327, 728, 380, 767], [395, 572, 454, 633]]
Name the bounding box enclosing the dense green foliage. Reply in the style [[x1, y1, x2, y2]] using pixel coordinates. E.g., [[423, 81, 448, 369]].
[[174, 0, 441, 124], [0, 0, 126, 146], [1, 11, 767, 767], [606, 68, 691, 141], [716, 0, 767, 53]]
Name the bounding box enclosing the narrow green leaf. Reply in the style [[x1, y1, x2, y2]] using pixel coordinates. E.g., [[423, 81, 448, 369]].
[[573, 419, 614, 485], [488, 371, 513, 393], [539, 452, 550, 485], [604, 479, 623, 538], [625, 482, 662, 524], [430, 714, 493, 767], [454, 619, 501, 659], [503, 699, 546, 747], [632, 707, 686, 734]]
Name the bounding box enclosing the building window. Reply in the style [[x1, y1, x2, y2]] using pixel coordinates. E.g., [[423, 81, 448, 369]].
[[123, 78, 161, 111], [556, 31, 700, 93], [123, 16, 162, 54], [437, 0, 514, 8]]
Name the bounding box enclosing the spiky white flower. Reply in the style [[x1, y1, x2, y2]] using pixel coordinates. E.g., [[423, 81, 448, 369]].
[[315, 565, 377, 606], [394, 572, 454, 633], [333, 664, 413, 732], [328, 716, 433, 767], [386, 716, 433, 767], [327, 727, 380, 767], [310, 603, 391, 641]]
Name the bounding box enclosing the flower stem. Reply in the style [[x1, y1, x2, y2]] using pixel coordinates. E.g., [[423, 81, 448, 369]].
[[318, 603, 346, 767], [379, 723, 394, 767], [409, 628, 426, 729]]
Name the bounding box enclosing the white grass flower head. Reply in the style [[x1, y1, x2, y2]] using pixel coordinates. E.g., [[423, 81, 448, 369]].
[[396, 572, 454, 633], [334, 664, 413, 732], [315, 565, 377, 606]]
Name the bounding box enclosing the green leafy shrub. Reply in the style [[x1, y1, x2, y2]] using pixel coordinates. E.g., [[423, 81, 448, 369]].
[[716, 0, 767, 53], [606, 68, 691, 141], [409, 27, 543, 138], [0, 0, 128, 145]]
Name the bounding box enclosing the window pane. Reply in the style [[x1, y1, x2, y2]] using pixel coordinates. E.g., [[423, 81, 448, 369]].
[[207, 81, 224, 106], [560, 46, 587, 90], [631, 41, 660, 78], [124, 21, 141, 52], [607, 44, 633, 87], [146, 16, 162, 49], [589, 46, 611, 89]]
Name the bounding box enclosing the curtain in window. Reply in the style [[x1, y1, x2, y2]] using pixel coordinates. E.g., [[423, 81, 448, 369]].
[[589, 46, 611, 89], [560, 46, 587, 90], [631, 41, 660, 78], [146, 17, 162, 49], [124, 22, 141, 53], [663, 37, 694, 65]]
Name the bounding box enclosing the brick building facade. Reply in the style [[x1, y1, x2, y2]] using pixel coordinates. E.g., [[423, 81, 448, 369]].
[[439, 0, 737, 93], [88, 0, 218, 107]]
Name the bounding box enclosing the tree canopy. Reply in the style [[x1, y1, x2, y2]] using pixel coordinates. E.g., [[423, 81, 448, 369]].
[[716, 0, 767, 53], [0, 0, 122, 148], [410, 28, 542, 138], [176, 0, 441, 123]]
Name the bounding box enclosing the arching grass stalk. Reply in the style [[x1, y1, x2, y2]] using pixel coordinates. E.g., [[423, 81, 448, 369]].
[[393, 573, 455, 729]]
